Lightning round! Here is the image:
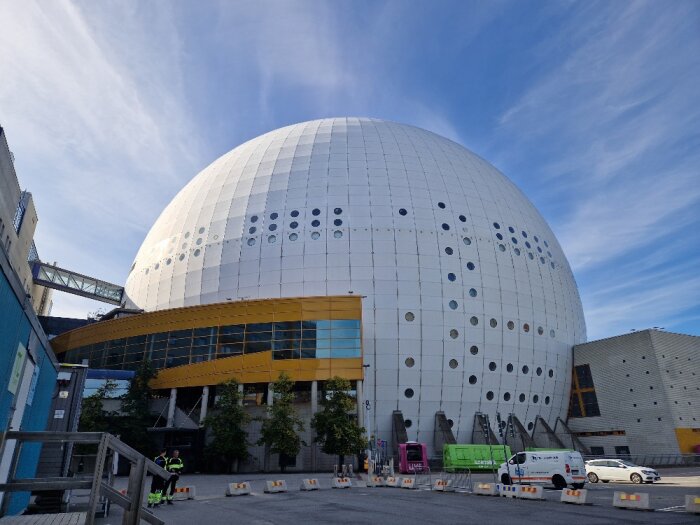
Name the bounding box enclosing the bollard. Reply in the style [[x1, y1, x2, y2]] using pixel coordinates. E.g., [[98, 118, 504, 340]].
[[686, 495, 700, 515], [518, 486, 544, 501], [432, 479, 455, 492], [560, 488, 589, 505], [264, 480, 288, 493], [613, 491, 651, 511], [473, 483, 499, 496], [300, 478, 320, 491], [498, 484, 520, 498], [385, 476, 402, 488], [226, 482, 252, 496], [332, 477, 352, 489], [366, 476, 385, 488], [172, 486, 196, 500], [401, 477, 416, 490]]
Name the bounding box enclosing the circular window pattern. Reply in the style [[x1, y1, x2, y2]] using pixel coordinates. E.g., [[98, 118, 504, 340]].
[[490, 318, 498, 328], [547, 251, 552, 257], [498, 244, 506, 252], [178, 253, 185, 261], [184, 231, 191, 239], [469, 375, 477, 385], [249, 227, 256, 234], [528, 252, 534, 260], [470, 316, 479, 326], [269, 224, 277, 231], [523, 323, 530, 333], [503, 392, 511, 401], [496, 233, 503, 240], [459, 214, 466, 222], [267, 236, 276, 244], [522, 365, 529, 374], [270, 212, 278, 220], [399, 208, 407, 216], [449, 359, 458, 369], [545, 396, 550, 405], [194, 249, 201, 256], [448, 419, 454, 428], [533, 394, 539, 403], [550, 329, 555, 338], [311, 219, 320, 227], [334, 207, 342, 215], [334, 219, 342, 226], [289, 233, 298, 241], [540, 257, 545, 264], [506, 363, 514, 373], [290, 221, 298, 229], [154, 263, 160, 270], [445, 247, 453, 255], [551, 262, 556, 269], [537, 326, 544, 335], [544, 240, 549, 247], [469, 288, 477, 297], [311, 231, 320, 240], [470, 345, 479, 355], [534, 235, 539, 243], [537, 246, 543, 253], [250, 216, 258, 223], [466, 262, 475, 270], [548, 369, 554, 378], [405, 312, 415, 322], [514, 248, 521, 256], [486, 391, 494, 400], [488, 362, 497, 371], [405, 357, 415, 368], [166, 258, 172, 265], [507, 321, 515, 330], [198, 227, 205, 234], [511, 237, 518, 244], [145, 268, 149, 274], [333, 230, 343, 238], [247, 238, 255, 246], [442, 223, 450, 231], [527, 422, 534, 431], [521, 231, 527, 238], [196, 238, 203, 245], [312, 208, 321, 216], [463, 237, 472, 245], [519, 393, 526, 402], [405, 419, 413, 428], [291, 210, 299, 217], [449, 329, 459, 339], [438, 201, 446, 209], [525, 241, 532, 249], [448, 300, 458, 310], [404, 388, 414, 398], [536, 367, 542, 376], [447, 273, 456, 282], [508, 226, 515, 233], [493, 222, 500, 229]]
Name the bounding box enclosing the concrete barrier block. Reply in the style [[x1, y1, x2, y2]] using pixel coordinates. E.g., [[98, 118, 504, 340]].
[[498, 484, 520, 498], [432, 479, 455, 492], [560, 488, 589, 505], [300, 478, 320, 491], [473, 483, 499, 496], [332, 477, 352, 489], [685, 495, 700, 515], [518, 485, 544, 500], [613, 491, 651, 511], [401, 477, 416, 490], [366, 476, 385, 487], [226, 481, 252, 496], [172, 486, 195, 500], [385, 476, 402, 488], [264, 480, 288, 493]]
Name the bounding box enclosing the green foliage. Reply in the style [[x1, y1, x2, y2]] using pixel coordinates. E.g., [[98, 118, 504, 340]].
[[204, 379, 250, 472], [311, 376, 366, 466], [119, 360, 156, 455], [79, 380, 118, 433], [257, 372, 305, 471]]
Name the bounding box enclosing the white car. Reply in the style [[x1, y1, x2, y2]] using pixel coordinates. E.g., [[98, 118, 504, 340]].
[[585, 459, 661, 484]]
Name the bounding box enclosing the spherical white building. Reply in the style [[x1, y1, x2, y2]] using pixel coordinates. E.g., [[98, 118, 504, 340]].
[[124, 117, 586, 449]]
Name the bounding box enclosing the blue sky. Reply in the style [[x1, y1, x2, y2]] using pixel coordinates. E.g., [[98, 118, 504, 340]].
[[0, 0, 698, 340]]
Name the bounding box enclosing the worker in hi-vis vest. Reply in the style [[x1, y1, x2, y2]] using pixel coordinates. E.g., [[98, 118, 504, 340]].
[[148, 449, 168, 507], [163, 449, 184, 504]]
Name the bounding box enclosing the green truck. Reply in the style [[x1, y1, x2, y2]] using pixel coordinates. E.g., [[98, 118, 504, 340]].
[[443, 444, 512, 471]]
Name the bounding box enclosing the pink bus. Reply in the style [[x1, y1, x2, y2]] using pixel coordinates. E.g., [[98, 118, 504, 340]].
[[398, 442, 429, 474]]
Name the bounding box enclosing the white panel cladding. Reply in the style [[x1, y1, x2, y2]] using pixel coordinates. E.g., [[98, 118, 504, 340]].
[[124, 118, 586, 451]]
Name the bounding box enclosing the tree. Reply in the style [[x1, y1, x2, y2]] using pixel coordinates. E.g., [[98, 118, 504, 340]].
[[311, 376, 366, 469], [79, 380, 118, 433], [119, 360, 156, 455], [257, 372, 304, 472], [204, 379, 250, 473]]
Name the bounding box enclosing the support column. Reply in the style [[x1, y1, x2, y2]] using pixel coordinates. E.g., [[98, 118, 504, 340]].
[[356, 380, 364, 429], [267, 383, 274, 406], [310, 381, 318, 472], [166, 388, 177, 428], [238, 383, 244, 406], [199, 386, 209, 426]]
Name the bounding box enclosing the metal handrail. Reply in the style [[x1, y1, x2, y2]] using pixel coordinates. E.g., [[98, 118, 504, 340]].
[[0, 431, 170, 525]]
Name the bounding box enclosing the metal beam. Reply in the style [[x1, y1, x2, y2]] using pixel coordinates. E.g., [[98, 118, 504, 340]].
[[31, 261, 124, 305]]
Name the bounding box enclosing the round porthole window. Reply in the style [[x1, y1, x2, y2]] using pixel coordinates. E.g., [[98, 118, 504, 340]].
[[550, 329, 555, 338], [493, 222, 500, 229], [449, 300, 458, 310], [270, 212, 278, 220], [405, 419, 413, 428], [193, 249, 201, 256], [442, 223, 450, 231], [486, 391, 494, 400], [291, 210, 299, 217], [536, 367, 542, 376], [507, 321, 515, 330], [496, 233, 503, 240], [523, 323, 530, 333], [184, 231, 191, 239], [490, 318, 498, 328], [438, 202, 446, 209], [196, 238, 203, 245], [449, 359, 458, 369], [334, 219, 342, 226], [527, 422, 534, 431], [548, 369, 554, 378], [166, 258, 172, 265], [469, 288, 477, 297], [467, 262, 475, 270], [311, 231, 320, 240], [489, 362, 497, 371], [506, 363, 514, 373], [533, 395, 539, 403], [154, 263, 160, 270], [247, 238, 255, 246], [448, 419, 454, 428], [522, 365, 529, 374], [445, 247, 453, 255], [519, 393, 526, 402], [290, 221, 298, 229], [463, 237, 472, 245], [449, 329, 459, 339], [333, 230, 343, 238], [178, 253, 185, 261], [545, 396, 550, 405], [470, 316, 479, 326], [289, 233, 298, 241], [528, 252, 534, 260], [250, 216, 258, 223], [511, 237, 518, 244], [267, 236, 276, 244], [521, 231, 528, 238], [399, 208, 407, 216], [514, 248, 521, 256], [269, 224, 277, 231], [508, 226, 515, 233], [334, 207, 342, 215], [404, 388, 414, 398], [470, 345, 479, 355], [405, 357, 415, 368], [312, 208, 321, 216], [537, 326, 544, 335], [459, 215, 466, 222], [249, 227, 256, 234], [498, 244, 506, 252], [469, 375, 477, 385], [447, 273, 456, 282], [198, 227, 205, 234], [503, 392, 511, 401], [405, 312, 415, 322], [311, 219, 320, 227]]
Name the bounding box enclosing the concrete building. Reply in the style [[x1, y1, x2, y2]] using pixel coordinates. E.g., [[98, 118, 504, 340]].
[[568, 329, 700, 457]]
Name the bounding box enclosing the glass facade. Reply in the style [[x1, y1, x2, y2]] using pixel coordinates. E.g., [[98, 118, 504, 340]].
[[61, 319, 361, 371]]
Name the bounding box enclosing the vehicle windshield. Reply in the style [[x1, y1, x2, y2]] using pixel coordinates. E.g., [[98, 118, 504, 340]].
[[620, 460, 638, 467]]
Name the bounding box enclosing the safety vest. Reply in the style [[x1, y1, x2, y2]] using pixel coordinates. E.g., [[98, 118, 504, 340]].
[[154, 455, 167, 469], [166, 457, 184, 473]]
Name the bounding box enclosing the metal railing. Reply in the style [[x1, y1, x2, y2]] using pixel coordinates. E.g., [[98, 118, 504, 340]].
[[0, 431, 170, 525], [582, 453, 700, 467], [439, 467, 473, 493]]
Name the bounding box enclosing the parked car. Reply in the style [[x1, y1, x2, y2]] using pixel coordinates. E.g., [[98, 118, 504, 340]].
[[498, 450, 587, 489], [585, 459, 661, 484]]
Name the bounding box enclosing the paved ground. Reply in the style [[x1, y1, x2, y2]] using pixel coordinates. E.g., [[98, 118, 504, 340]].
[[96, 467, 700, 524]]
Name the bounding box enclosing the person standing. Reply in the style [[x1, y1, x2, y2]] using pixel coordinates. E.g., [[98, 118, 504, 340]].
[[148, 448, 168, 508], [163, 449, 184, 504]]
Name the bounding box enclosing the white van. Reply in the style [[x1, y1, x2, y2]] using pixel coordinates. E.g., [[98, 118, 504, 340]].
[[497, 450, 587, 489]]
